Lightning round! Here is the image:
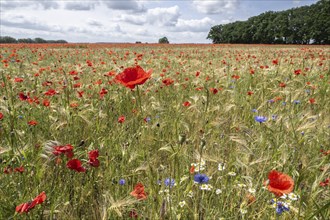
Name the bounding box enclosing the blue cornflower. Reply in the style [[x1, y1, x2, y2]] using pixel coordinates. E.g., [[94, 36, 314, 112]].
[[144, 117, 151, 123], [272, 115, 277, 121], [194, 173, 209, 184], [270, 200, 290, 215], [164, 178, 175, 188], [293, 100, 300, 104], [119, 179, 126, 185], [251, 109, 258, 113], [282, 102, 286, 106], [254, 116, 267, 123], [268, 99, 275, 103], [275, 201, 290, 215]]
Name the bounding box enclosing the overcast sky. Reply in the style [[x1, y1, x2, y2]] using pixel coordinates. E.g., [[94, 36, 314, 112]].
[[0, 0, 318, 43]]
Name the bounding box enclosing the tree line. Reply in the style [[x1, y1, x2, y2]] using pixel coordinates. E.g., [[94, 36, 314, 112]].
[[0, 36, 68, 44], [207, 0, 329, 44]]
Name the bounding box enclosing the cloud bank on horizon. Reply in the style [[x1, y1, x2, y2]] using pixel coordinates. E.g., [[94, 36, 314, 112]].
[[0, 0, 317, 43]]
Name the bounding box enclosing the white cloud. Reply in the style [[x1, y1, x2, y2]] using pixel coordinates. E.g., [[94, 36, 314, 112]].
[[147, 6, 180, 26], [192, 0, 240, 14], [173, 17, 215, 32], [119, 6, 180, 26]]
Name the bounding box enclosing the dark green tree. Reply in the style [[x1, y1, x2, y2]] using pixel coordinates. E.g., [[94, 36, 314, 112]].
[[207, 0, 330, 44], [158, 37, 169, 44], [0, 36, 17, 43]]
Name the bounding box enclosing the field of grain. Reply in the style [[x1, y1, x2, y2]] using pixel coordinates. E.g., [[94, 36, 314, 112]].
[[0, 43, 329, 219]]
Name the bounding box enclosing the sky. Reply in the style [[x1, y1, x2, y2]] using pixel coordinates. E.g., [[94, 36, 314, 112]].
[[0, 0, 318, 43]]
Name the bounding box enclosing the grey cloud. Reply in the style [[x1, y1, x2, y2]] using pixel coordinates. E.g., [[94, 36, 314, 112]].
[[104, 0, 145, 12], [1, 0, 59, 10], [86, 19, 103, 27], [119, 15, 146, 25], [1, 17, 62, 32], [38, 0, 59, 9], [65, 2, 97, 11]]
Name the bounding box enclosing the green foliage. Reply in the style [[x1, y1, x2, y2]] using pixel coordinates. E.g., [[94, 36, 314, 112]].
[[0, 36, 68, 44], [0, 36, 17, 43], [207, 0, 330, 44], [158, 37, 170, 44]]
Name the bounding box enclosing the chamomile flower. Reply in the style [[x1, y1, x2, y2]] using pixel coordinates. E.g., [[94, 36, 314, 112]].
[[228, 171, 236, 176], [248, 188, 256, 194], [200, 184, 213, 191], [237, 183, 247, 188], [218, 162, 226, 171], [240, 209, 248, 215], [288, 193, 299, 201], [215, 189, 222, 195], [280, 194, 287, 199], [187, 190, 194, 198], [178, 200, 186, 208]]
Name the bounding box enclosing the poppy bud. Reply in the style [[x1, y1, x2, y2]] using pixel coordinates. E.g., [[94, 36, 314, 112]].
[[179, 133, 186, 145]]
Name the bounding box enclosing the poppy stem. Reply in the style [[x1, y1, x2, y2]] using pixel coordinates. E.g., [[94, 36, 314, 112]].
[[136, 86, 143, 114]]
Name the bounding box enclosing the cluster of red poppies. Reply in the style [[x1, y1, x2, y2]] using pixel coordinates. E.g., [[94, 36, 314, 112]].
[[51, 144, 100, 172]]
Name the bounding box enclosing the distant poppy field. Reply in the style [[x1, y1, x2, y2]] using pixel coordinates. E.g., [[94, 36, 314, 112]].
[[0, 43, 329, 219]]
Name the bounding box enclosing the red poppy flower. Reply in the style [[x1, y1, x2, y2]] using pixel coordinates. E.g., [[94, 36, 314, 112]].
[[4, 167, 13, 174], [0, 112, 3, 120], [319, 178, 329, 187], [43, 99, 50, 107], [279, 82, 286, 88], [189, 165, 195, 174], [183, 101, 191, 107], [232, 75, 240, 80], [115, 65, 152, 89], [162, 78, 174, 86], [28, 120, 38, 126], [69, 70, 78, 75], [320, 149, 330, 156], [210, 88, 218, 94], [118, 115, 125, 123], [67, 159, 86, 172], [18, 92, 29, 101], [14, 77, 24, 82], [53, 144, 74, 158], [14, 166, 24, 173], [309, 98, 315, 104], [130, 183, 147, 200], [294, 69, 302, 75], [99, 88, 108, 98], [16, 191, 46, 214], [265, 170, 294, 197], [44, 89, 58, 96], [272, 59, 278, 65], [247, 91, 254, 96], [88, 150, 100, 167], [129, 209, 138, 218]]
